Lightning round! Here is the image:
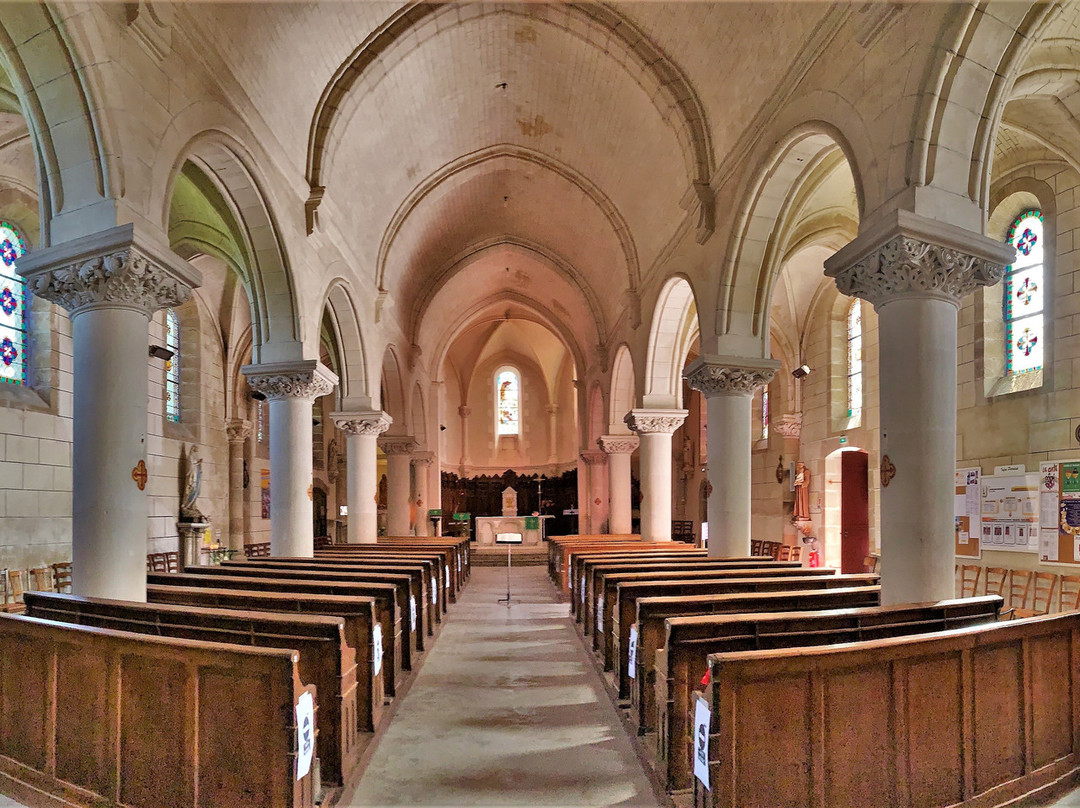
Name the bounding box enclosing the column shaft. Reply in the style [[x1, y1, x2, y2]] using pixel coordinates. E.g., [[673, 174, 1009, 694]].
[[413, 458, 431, 536], [638, 432, 673, 541], [386, 452, 413, 536], [348, 432, 379, 543], [227, 439, 246, 552], [269, 396, 316, 556], [608, 452, 633, 533], [706, 393, 753, 557]]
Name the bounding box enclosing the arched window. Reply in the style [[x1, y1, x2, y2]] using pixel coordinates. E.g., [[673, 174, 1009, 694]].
[[0, 222, 28, 386], [846, 299, 862, 422], [495, 368, 520, 436], [761, 387, 770, 441], [1005, 210, 1044, 375], [164, 308, 180, 422]]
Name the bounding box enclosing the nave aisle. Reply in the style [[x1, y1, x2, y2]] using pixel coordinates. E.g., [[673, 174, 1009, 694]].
[[340, 566, 662, 807]]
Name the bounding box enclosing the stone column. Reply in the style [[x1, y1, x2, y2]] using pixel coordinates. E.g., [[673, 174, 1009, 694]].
[[685, 356, 778, 558], [825, 211, 1011, 603], [225, 420, 252, 553], [457, 406, 471, 470], [580, 450, 608, 533], [412, 452, 434, 536], [380, 436, 418, 537], [330, 411, 391, 544], [598, 435, 639, 534], [624, 409, 687, 542], [546, 405, 559, 463], [18, 224, 200, 601], [242, 361, 338, 558]]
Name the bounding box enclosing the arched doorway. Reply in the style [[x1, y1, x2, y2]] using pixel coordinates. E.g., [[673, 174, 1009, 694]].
[[824, 448, 869, 573]]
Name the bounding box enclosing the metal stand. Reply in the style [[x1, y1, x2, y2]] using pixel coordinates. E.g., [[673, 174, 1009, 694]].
[[497, 541, 516, 606]]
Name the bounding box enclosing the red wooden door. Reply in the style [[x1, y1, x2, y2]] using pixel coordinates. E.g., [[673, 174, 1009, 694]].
[[840, 451, 870, 574]]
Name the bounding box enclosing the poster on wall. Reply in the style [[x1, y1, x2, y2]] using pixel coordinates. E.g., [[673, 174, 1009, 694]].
[[980, 470, 1040, 553], [1037, 460, 1080, 565], [261, 469, 270, 520], [955, 468, 981, 558]]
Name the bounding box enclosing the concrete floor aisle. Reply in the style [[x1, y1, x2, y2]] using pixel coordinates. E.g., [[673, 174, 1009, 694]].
[[338, 565, 663, 808]]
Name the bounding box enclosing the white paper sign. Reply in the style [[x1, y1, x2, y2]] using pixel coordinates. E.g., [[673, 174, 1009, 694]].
[[445, 566, 450, 588], [628, 624, 638, 680], [693, 697, 711, 789], [372, 623, 384, 677], [596, 595, 604, 634], [295, 691, 315, 781], [457, 556, 462, 573], [410, 595, 417, 632], [580, 577, 585, 600], [431, 575, 438, 605]]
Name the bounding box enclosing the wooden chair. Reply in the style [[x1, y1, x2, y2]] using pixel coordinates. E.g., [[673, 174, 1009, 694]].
[[29, 567, 51, 592], [164, 551, 179, 573], [959, 564, 981, 598], [4, 569, 25, 612], [985, 567, 1009, 597], [789, 545, 802, 563], [148, 553, 168, 573], [1060, 574, 1080, 612], [863, 555, 881, 574], [51, 562, 72, 593], [1007, 570, 1034, 614], [1015, 572, 1058, 618], [750, 539, 763, 556], [778, 545, 792, 562]]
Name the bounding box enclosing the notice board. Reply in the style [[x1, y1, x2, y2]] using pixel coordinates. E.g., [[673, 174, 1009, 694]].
[[955, 468, 981, 558], [980, 471, 1040, 553], [1037, 461, 1080, 565]]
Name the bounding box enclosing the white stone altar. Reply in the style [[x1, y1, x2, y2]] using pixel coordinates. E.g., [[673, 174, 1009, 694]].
[[475, 516, 542, 546]]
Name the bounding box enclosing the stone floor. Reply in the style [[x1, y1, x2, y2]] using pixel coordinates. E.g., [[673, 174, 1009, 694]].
[[338, 565, 663, 807]]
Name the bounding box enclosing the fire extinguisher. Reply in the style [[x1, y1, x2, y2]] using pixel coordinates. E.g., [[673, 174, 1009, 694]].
[[807, 538, 821, 568]]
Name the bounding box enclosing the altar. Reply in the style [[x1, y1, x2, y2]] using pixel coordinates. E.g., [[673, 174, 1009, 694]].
[[474, 516, 544, 546]]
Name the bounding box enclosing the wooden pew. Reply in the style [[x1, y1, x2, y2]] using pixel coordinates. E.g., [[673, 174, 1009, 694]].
[[610, 574, 880, 693], [0, 612, 315, 808], [692, 611, 1080, 808], [320, 546, 461, 603], [23, 591, 361, 788], [657, 595, 1001, 792], [375, 537, 471, 590], [154, 567, 416, 670], [552, 539, 694, 591], [570, 551, 711, 612], [547, 534, 640, 579], [313, 550, 452, 615], [147, 577, 401, 700], [224, 558, 440, 641]]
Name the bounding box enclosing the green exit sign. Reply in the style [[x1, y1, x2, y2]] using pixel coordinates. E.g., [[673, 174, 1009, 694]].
[[839, 435, 847, 445]]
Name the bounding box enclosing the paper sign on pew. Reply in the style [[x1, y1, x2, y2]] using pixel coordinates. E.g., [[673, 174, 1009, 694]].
[[627, 624, 638, 680], [373, 623, 384, 677], [445, 566, 450, 589], [295, 691, 315, 781], [410, 595, 417, 632], [596, 595, 604, 634], [693, 696, 711, 789], [431, 575, 437, 605]]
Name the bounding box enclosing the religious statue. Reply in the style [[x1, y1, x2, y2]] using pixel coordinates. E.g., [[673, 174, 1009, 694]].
[[793, 461, 811, 521], [680, 433, 694, 475], [327, 437, 340, 484], [180, 443, 207, 522]]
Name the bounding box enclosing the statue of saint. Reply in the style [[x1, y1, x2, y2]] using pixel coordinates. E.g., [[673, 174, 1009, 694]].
[[793, 461, 811, 521], [180, 444, 207, 522]]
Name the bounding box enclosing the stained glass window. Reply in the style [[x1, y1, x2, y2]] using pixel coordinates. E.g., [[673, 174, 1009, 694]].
[[496, 369, 520, 436], [761, 388, 769, 441], [1005, 210, 1044, 375], [164, 308, 180, 422], [847, 299, 862, 422], [0, 222, 27, 386]]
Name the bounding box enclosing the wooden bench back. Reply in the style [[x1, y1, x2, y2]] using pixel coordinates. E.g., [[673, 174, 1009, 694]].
[[23, 591, 360, 787], [555, 542, 695, 589], [695, 611, 1080, 808], [317, 547, 461, 596], [0, 612, 315, 808], [570, 550, 711, 601]]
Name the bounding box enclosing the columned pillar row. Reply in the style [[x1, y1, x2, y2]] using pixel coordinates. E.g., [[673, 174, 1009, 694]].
[[580, 451, 608, 533], [19, 224, 201, 601], [225, 420, 253, 553], [379, 436, 418, 537], [457, 406, 471, 471], [412, 452, 434, 536], [825, 212, 1012, 603], [598, 435, 638, 534], [684, 357, 779, 557], [624, 409, 687, 541], [330, 411, 392, 544], [242, 361, 338, 558]]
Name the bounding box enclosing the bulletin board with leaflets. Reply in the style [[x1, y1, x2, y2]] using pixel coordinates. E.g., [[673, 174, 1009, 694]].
[[980, 470, 1041, 553], [955, 468, 981, 558], [1037, 461, 1080, 565]]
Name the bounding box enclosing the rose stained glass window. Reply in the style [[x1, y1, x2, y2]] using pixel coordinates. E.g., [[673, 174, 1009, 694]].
[[496, 369, 520, 436], [0, 223, 27, 386], [1005, 210, 1044, 375], [165, 308, 180, 422], [847, 299, 862, 422]]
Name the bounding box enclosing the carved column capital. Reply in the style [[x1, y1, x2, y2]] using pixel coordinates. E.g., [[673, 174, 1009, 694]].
[[225, 419, 252, 444], [546, 405, 559, 415], [378, 436, 418, 455], [242, 360, 338, 401], [684, 355, 779, 397], [18, 223, 201, 318], [411, 451, 434, 467], [624, 408, 687, 435], [774, 413, 803, 439], [824, 209, 1014, 308], [598, 434, 639, 455], [457, 406, 472, 418], [331, 410, 392, 436], [580, 450, 607, 466]]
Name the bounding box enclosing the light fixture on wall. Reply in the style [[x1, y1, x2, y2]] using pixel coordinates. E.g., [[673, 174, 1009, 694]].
[[148, 345, 174, 362], [440, 425, 447, 431], [792, 364, 811, 379]]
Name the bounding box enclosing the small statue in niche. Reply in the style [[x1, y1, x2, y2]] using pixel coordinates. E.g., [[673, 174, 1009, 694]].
[[793, 461, 811, 521], [180, 443, 207, 522], [327, 438, 340, 484], [680, 432, 694, 475]]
